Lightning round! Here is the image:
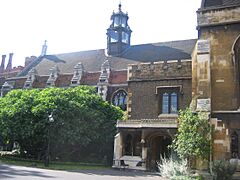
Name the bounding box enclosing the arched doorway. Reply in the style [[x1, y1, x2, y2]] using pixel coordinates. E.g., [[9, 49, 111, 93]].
[[148, 135, 172, 171]]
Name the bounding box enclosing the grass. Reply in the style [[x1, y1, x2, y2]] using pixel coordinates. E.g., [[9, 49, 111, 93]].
[[0, 156, 109, 171]]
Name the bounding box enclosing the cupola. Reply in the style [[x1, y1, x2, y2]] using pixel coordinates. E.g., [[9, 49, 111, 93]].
[[107, 3, 132, 56]]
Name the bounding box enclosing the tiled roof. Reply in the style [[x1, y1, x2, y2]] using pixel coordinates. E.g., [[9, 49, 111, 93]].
[[18, 39, 197, 76], [109, 70, 127, 84], [81, 72, 101, 85], [202, 0, 240, 9]]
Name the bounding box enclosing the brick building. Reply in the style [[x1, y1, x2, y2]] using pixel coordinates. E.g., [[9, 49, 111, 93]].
[[2, 1, 240, 171], [0, 53, 24, 86]]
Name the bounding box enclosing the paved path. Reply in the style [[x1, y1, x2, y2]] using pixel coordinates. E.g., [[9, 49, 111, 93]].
[[0, 163, 167, 180]]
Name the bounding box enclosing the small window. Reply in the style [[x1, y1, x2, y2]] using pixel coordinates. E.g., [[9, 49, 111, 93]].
[[159, 89, 179, 114], [170, 93, 178, 114], [162, 93, 169, 114], [112, 90, 127, 110]]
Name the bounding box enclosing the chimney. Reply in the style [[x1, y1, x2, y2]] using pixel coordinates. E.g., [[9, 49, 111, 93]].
[[6, 53, 13, 71], [0, 55, 6, 73]]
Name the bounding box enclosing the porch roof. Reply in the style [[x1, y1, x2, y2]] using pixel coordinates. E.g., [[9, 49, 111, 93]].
[[117, 118, 178, 129]]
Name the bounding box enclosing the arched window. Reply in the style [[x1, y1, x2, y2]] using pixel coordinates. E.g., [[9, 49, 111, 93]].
[[231, 131, 239, 158], [112, 90, 127, 110]]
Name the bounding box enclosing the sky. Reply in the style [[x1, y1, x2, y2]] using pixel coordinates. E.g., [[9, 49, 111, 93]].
[[0, 0, 202, 67]]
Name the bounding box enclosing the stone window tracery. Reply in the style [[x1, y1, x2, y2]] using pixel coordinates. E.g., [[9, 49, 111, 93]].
[[112, 90, 127, 110]]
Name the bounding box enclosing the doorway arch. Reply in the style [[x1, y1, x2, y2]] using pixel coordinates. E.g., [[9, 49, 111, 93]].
[[147, 134, 172, 171]]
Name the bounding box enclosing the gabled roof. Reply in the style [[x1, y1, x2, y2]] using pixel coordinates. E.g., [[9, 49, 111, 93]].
[[17, 39, 197, 76], [201, 0, 240, 9]]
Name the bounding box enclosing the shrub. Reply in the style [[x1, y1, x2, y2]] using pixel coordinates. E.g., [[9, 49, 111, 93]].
[[157, 156, 194, 180], [211, 160, 237, 180]]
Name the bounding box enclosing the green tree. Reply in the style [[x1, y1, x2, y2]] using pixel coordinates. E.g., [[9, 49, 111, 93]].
[[172, 108, 210, 160], [0, 86, 123, 163]]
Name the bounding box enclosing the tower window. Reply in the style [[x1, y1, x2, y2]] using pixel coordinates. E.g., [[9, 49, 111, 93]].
[[112, 90, 127, 110], [122, 32, 129, 44], [110, 31, 118, 43]]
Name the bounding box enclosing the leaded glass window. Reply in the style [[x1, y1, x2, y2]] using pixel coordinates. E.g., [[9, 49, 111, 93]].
[[161, 91, 178, 114], [162, 93, 169, 114], [112, 90, 127, 110], [170, 93, 178, 114]]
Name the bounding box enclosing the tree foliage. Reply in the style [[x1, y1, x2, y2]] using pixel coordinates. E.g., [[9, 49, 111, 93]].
[[0, 86, 123, 162], [172, 108, 210, 160]]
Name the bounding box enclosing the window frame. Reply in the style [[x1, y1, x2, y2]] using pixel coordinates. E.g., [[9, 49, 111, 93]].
[[156, 86, 180, 115]]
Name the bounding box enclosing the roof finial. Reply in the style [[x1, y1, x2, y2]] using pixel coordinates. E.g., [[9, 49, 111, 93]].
[[41, 40, 47, 57], [118, 1, 122, 12]]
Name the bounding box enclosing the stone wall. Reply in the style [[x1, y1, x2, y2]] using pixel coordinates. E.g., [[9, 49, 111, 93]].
[[127, 60, 192, 119], [199, 24, 240, 111], [128, 60, 192, 81], [197, 6, 240, 28]]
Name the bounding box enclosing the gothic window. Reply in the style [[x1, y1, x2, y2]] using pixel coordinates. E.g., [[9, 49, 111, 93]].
[[159, 89, 179, 114], [112, 90, 127, 110], [231, 131, 239, 158]]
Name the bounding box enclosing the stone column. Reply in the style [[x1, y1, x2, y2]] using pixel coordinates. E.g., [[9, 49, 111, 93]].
[[113, 132, 123, 167], [141, 130, 147, 169]]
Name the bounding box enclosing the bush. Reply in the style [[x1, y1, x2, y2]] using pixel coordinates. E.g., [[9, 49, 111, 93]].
[[157, 156, 194, 180], [211, 160, 237, 180]]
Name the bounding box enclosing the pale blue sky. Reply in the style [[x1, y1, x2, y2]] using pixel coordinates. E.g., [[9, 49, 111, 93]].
[[0, 0, 201, 66]]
